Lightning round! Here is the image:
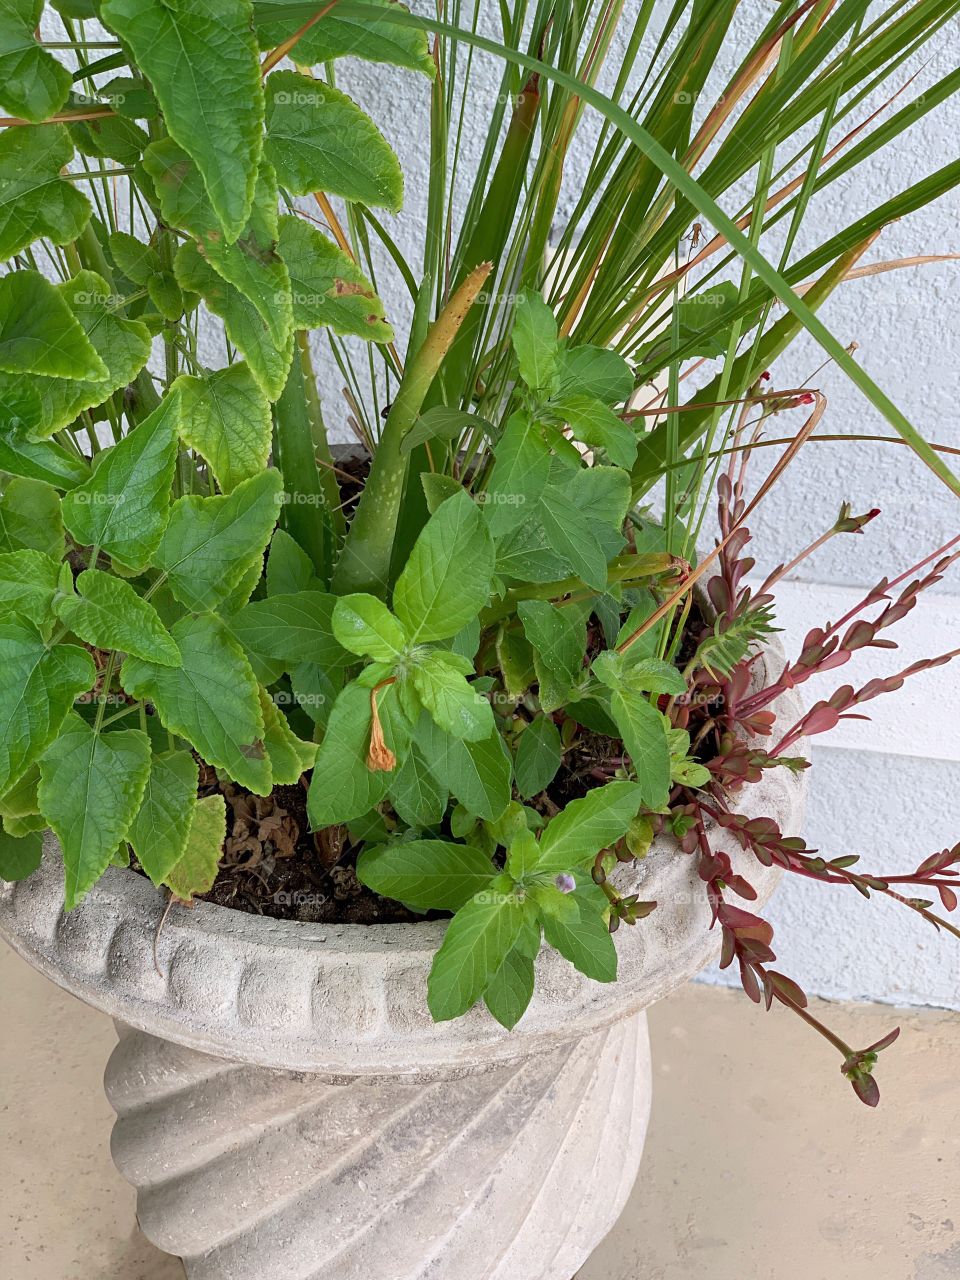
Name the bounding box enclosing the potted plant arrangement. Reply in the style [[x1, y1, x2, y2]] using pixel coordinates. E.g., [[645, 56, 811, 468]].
[[1, 1, 959, 1277]]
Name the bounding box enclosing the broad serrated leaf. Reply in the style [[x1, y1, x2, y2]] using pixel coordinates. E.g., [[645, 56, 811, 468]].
[[541, 884, 617, 982], [495, 515, 571, 583], [121, 613, 271, 795], [0, 549, 58, 625], [101, 0, 263, 241], [55, 569, 181, 666], [512, 290, 560, 397], [411, 650, 493, 742], [0, 478, 64, 558], [107, 230, 161, 285], [332, 593, 406, 661], [278, 215, 394, 342], [538, 485, 609, 592], [0, 423, 89, 491], [427, 889, 532, 1021], [307, 678, 410, 827], [514, 714, 562, 799], [175, 362, 272, 493], [0, 271, 106, 381], [606, 689, 672, 809], [264, 70, 403, 210], [393, 489, 494, 642], [144, 139, 291, 349], [153, 470, 282, 611], [61, 391, 179, 571], [554, 396, 637, 470], [38, 716, 151, 910], [174, 241, 293, 401], [534, 781, 642, 874], [0, 620, 95, 794], [127, 749, 199, 887], [482, 411, 551, 537], [0, 125, 90, 258], [556, 345, 633, 404], [387, 744, 447, 827], [517, 600, 586, 713], [0, 825, 43, 882], [357, 839, 495, 911], [256, 0, 434, 77], [0, 1, 72, 123], [164, 794, 226, 902], [593, 650, 687, 696], [227, 590, 347, 668], [259, 687, 317, 784], [267, 529, 319, 596], [7, 271, 152, 439], [483, 929, 539, 1028], [415, 715, 511, 823]]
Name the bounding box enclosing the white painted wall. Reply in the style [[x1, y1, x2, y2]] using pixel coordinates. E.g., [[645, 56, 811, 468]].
[[39, 4, 960, 1008]]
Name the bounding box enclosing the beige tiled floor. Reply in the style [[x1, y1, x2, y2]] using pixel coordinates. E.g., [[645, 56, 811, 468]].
[[1, 939, 958, 1280]]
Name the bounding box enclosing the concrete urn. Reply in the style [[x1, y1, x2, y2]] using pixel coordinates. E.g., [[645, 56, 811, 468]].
[[0, 651, 805, 1280]]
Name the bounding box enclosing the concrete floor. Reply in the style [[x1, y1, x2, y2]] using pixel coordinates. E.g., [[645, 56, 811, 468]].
[[1, 941, 957, 1280]]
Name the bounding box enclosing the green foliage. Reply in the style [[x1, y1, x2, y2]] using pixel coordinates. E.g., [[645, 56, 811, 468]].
[[0, 0, 72, 123], [264, 71, 403, 211], [38, 715, 151, 910], [2, 0, 957, 1058], [0, 126, 90, 258], [101, 0, 264, 240], [61, 392, 180, 571]]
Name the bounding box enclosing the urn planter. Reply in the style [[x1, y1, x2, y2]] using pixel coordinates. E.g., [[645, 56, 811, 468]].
[[0, 653, 804, 1280]]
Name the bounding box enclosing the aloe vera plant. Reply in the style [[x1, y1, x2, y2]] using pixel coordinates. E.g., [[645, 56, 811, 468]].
[[1, 0, 959, 1101]]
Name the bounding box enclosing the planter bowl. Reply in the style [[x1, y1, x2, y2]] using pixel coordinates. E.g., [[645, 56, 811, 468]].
[[0, 645, 805, 1280]]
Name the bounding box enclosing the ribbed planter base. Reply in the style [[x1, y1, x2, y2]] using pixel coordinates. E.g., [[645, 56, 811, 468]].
[[106, 1014, 651, 1280]]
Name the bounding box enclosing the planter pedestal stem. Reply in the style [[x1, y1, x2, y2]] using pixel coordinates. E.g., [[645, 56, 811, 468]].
[[105, 1015, 651, 1280]]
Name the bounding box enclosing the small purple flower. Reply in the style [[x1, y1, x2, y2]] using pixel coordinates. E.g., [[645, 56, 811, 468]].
[[555, 873, 576, 895]]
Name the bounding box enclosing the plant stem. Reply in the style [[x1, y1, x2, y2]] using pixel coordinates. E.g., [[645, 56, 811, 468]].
[[332, 261, 492, 597]]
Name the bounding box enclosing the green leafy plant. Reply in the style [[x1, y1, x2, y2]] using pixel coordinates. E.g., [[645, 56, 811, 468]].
[[1, 0, 959, 1100]]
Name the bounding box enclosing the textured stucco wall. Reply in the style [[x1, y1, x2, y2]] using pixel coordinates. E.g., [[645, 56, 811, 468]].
[[38, 4, 960, 1008]]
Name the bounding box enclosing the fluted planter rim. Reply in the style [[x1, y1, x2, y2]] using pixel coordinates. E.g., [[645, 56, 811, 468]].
[[0, 640, 805, 1076]]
